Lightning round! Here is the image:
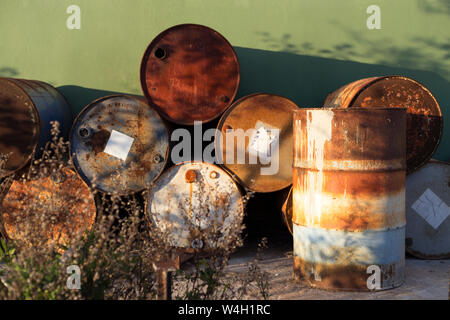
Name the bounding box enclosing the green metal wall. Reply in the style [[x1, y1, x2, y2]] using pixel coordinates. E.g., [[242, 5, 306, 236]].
[[0, 0, 448, 160]]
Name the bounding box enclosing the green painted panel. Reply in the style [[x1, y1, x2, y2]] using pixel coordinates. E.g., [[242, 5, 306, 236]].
[[0, 0, 448, 160]]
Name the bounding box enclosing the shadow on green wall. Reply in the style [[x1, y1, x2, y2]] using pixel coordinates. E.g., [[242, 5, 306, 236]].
[[57, 86, 142, 117], [56, 47, 448, 161], [233, 46, 449, 161]]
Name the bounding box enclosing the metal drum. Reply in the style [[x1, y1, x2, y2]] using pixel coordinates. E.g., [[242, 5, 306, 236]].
[[216, 93, 299, 193], [140, 24, 240, 125], [70, 95, 169, 195], [147, 162, 244, 251], [323, 76, 442, 174], [293, 108, 406, 291], [0, 78, 72, 178], [405, 159, 450, 259], [0, 167, 96, 246]]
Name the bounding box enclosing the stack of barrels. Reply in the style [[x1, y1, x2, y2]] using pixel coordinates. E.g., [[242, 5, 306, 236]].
[[0, 24, 447, 292]]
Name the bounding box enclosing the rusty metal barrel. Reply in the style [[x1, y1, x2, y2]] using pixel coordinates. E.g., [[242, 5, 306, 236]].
[[140, 24, 240, 125], [70, 95, 169, 195], [147, 161, 244, 251], [323, 76, 442, 174], [0, 167, 96, 246], [0, 78, 72, 178], [215, 93, 299, 192], [293, 108, 406, 291], [405, 159, 450, 259]]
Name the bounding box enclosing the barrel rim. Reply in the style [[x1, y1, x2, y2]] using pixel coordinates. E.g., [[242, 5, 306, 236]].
[[0, 78, 42, 178], [345, 76, 443, 117], [69, 94, 170, 195]]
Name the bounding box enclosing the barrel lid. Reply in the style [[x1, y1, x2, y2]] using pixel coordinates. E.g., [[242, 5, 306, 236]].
[[406, 159, 450, 259], [147, 161, 243, 250], [70, 95, 169, 195], [0, 78, 40, 178], [140, 24, 240, 125], [1, 167, 96, 247], [216, 93, 298, 192]]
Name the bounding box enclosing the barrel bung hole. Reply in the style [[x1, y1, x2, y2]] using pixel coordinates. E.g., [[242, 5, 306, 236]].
[[154, 48, 166, 60], [78, 127, 90, 138]]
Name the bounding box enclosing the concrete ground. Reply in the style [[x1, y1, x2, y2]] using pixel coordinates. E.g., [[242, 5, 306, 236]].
[[226, 236, 449, 300]]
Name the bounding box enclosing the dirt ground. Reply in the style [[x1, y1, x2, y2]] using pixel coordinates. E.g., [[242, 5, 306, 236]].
[[226, 235, 449, 300]]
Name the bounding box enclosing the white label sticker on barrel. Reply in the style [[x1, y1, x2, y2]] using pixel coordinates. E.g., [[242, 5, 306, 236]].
[[103, 130, 134, 161], [248, 121, 279, 163], [411, 188, 450, 229]]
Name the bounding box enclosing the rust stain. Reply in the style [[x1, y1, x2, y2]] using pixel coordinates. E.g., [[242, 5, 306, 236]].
[[1, 167, 96, 249], [293, 256, 403, 291], [86, 129, 110, 155]]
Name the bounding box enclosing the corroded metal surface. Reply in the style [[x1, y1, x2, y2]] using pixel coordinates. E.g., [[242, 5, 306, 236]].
[[0, 78, 72, 178], [405, 159, 450, 259], [281, 186, 293, 234], [140, 24, 240, 125], [0, 167, 96, 246], [147, 162, 243, 250], [216, 93, 299, 192], [70, 95, 169, 195], [323, 76, 442, 174], [293, 108, 406, 291]]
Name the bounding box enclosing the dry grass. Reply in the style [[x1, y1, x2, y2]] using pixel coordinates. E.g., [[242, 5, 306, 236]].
[[0, 122, 270, 300]]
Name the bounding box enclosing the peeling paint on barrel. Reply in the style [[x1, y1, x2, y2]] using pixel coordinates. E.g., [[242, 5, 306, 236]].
[[0, 167, 96, 248], [147, 162, 243, 250], [323, 76, 442, 174], [70, 95, 169, 195], [293, 108, 406, 291]]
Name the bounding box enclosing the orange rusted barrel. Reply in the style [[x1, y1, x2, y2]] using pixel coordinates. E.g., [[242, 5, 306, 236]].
[[293, 108, 406, 291], [0, 78, 72, 178], [147, 161, 244, 251], [323, 76, 442, 174], [140, 24, 240, 125], [215, 93, 299, 192], [70, 95, 169, 195], [0, 167, 96, 247]]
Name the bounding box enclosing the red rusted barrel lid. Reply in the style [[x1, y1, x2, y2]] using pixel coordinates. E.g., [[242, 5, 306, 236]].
[[140, 24, 240, 125], [324, 76, 443, 174]]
